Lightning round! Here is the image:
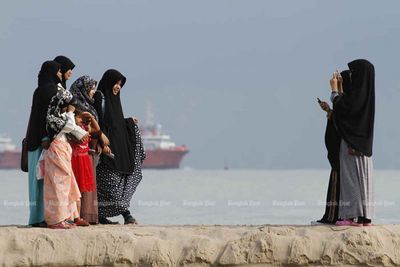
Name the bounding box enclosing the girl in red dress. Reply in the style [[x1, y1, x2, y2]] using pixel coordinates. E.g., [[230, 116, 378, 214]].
[[70, 109, 104, 226]]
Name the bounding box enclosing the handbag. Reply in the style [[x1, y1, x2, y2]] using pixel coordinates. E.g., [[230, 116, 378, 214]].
[[21, 138, 28, 172]]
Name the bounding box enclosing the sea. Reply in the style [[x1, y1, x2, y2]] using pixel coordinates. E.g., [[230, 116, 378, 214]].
[[1, 169, 399, 226]]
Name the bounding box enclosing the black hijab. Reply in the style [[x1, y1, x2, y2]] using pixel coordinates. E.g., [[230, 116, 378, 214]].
[[54, 55, 75, 88], [325, 70, 350, 170], [333, 59, 375, 156], [94, 69, 135, 174], [26, 61, 61, 151]]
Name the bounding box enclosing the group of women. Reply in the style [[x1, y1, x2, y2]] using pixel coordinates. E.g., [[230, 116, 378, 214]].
[[25, 56, 145, 229], [317, 59, 375, 227]]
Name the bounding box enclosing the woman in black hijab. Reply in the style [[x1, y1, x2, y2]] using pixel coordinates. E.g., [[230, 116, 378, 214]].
[[332, 59, 375, 226], [54, 55, 75, 89], [25, 60, 62, 227], [316, 70, 350, 224], [94, 69, 145, 224]]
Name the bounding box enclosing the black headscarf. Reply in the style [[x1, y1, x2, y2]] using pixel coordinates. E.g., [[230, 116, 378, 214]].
[[26, 61, 61, 151], [94, 69, 134, 174], [69, 75, 99, 121], [333, 59, 375, 156], [325, 70, 350, 170], [54, 55, 75, 88]]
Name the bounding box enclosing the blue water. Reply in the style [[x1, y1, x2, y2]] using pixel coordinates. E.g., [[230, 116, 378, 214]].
[[0, 169, 399, 225]]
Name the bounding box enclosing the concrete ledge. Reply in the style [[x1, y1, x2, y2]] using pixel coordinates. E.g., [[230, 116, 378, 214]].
[[0, 224, 400, 266]]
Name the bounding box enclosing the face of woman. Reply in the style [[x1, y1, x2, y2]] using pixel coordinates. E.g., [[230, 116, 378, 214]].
[[57, 69, 63, 82], [64, 69, 73, 81], [88, 85, 96, 99], [112, 80, 123, 95]]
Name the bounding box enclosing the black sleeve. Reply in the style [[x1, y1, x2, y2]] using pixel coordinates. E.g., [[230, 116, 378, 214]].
[[93, 92, 104, 129]]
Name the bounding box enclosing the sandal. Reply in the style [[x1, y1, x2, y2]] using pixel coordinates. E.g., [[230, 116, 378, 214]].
[[48, 221, 71, 229], [124, 215, 138, 225], [31, 221, 48, 228], [99, 217, 119, 225], [74, 218, 90, 227]]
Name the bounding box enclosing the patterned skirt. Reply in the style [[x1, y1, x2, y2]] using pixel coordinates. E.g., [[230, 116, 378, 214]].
[[96, 124, 145, 218], [43, 138, 81, 225]]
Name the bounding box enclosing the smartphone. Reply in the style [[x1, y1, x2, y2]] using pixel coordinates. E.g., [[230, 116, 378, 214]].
[[317, 98, 322, 104], [105, 152, 115, 159]]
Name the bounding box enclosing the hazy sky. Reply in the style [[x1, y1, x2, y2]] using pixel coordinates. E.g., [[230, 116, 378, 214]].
[[1, 0, 400, 169]]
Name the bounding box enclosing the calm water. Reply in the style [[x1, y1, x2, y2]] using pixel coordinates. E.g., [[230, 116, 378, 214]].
[[0, 169, 399, 225]]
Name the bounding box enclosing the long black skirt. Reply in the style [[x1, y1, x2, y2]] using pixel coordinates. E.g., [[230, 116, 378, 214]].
[[318, 169, 340, 224]]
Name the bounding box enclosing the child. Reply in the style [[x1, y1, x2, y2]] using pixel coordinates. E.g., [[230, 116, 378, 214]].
[[70, 109, 110, 225]]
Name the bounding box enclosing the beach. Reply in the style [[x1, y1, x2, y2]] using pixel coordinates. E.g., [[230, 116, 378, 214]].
[[1, 224, 400, 266]]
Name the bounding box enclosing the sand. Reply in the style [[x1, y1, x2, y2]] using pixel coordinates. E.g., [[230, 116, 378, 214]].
[[0, 224, 400, 266]]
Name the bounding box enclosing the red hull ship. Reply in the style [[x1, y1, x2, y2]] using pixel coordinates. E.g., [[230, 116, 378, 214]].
[[0, 136, 21, 169], [141, 123, 189, 169]]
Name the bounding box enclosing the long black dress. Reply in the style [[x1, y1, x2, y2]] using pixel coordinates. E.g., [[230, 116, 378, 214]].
[[93, 69, 145, 219]]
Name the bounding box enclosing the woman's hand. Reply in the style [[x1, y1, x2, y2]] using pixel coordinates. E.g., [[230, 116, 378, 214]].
[[337, 72, 343, 93], [319, 101, 331, 113], [41, 140, 51, 150], [330, 72, 339, 92], [100, 133, 110, 146], [102, 145, 111, 155], [80, 133, 90, 143], [131, 117, 139, 124]]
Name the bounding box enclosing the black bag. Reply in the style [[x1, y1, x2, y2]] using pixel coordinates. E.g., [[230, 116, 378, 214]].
[[21, 138, 28, 172]]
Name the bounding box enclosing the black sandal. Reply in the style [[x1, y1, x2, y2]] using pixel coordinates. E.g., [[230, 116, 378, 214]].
[[31, 221, 48, 228], [99, 217, 119, 225], [124, 215, 138, 225]]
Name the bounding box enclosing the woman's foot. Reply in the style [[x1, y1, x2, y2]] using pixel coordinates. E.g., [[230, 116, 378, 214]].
[[124, 215, 138, 225], [31, 221, 47, 228], [363, 218, 373, 226], [99, 217, 119, 225], [74, 218, 90, 227], [48, 221, 71, 229], [122, 210, 138, 225]]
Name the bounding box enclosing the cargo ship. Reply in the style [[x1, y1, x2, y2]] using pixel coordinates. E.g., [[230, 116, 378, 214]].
[[0, 136, 21, 169], [141, 122, 189, 169]]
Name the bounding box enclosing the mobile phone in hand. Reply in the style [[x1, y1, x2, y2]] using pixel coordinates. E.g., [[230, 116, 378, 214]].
[[105, 152, 115, 159]]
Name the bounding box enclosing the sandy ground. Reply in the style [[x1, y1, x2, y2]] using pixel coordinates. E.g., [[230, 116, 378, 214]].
[[0, 224, 400, 266]]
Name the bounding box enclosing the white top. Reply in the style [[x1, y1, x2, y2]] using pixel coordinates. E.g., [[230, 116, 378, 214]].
[[55, 111, 87, 141]]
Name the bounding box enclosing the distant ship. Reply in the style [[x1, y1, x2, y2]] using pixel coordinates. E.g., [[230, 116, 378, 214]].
[[140, 104, 189, 169], [0, 136, 21, 169], [140, 123, 189, 169]]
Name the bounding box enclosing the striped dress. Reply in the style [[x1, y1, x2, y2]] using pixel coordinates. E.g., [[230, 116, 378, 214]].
[[338, 140, 374, 220]]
